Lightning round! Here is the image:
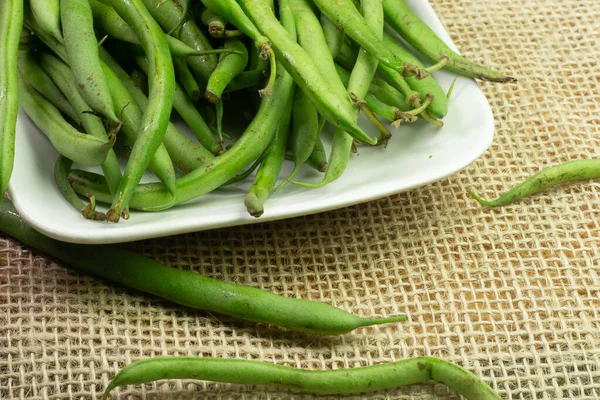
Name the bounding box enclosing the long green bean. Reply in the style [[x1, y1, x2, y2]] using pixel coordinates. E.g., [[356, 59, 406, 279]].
[[102, 357, 501, 400], [0, 0, 23, 198]]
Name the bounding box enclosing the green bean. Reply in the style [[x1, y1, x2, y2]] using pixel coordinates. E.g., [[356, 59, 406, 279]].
[[307, 136, 328, 172], [278, 90, 320, 188], [244, 96, 293, 217], [244, 0, 296, 217], [200, 0, 277, 97], [102, 357, 501, 400], [1, 198, 404, 334], [223, 69, 263, 93], [383, 0, 516, 83], [205, 38, 249, 103], [173, 56, 200, 100], [60, 0, 120, 124], [70, 55, 298, 211], [54, 156, 107, 221], [17, 50, 81, 126], [470, 159, 600, 207], [39, 52, 122, 197], [200, 7, 226, 37], [30, 0, 62, 41], [335, 64, 404, 124], [382, 31, 448, 118], [0, 0, 22, 199], [18, 76, 116, 167], [89, 0, 216, 58], [128, 67, 147, 94], [310, 0, 427, 79], [289, 0, 348, 99], [238, 0, 377, 145], [135, 56, 223, 155], [108, 0, 176, 222], [101, 62, 178, 192], [294, 0, 384, 188], [321, 14, 345, 59], [99, 48, 215, 171], [141, 0, 217, 83]]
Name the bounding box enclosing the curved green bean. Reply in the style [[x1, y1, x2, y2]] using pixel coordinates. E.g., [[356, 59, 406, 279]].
[[238, 0, 377, 145], [1, 198, 404, 335], [99, 48, 215, 171], [382, 31, 448, 118], [102, 357, 501, 400], [200, 0, 277, 97], [109, 0, 176, 222], [201, 7, 226, 37], [383, 0, 516, 83], [18, 77, 116, 167], [89, 0, 210, 58], [70, 55, 298, 211], [39, 52, 122, 197], [205, 38, 249, 104], [17, 50, 81, 126], [61, 0, 120, 124], [311, 0, 427, 79], [0, 0, 23, 198], [471, 159, 600, 207], [30, 0, 62, 41], [307, 136, 328, 172], [54, 156, 107, 221], [141, 0, 218, 83], [135, 56, 223, 155]]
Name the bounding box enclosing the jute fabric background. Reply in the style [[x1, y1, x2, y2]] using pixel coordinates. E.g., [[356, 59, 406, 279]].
[[2, 0, 600, 398]]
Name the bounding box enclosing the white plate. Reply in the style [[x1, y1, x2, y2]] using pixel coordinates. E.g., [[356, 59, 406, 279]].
[[8, 0, 494, 244]]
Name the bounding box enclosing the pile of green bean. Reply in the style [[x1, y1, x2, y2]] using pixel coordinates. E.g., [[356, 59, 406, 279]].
[[1, 0, 520, 223]]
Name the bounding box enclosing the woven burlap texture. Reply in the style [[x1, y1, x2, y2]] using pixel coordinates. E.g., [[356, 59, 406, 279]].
[[2, 0, 600, 398]]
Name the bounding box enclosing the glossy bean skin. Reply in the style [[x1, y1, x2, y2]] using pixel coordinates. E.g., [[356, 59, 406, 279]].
[[471, 159, 600, 207], [102, 357, 501, 400], [18, 77, 116, 167], [98, 48, 215, 172], [109, 0, 176, 222], [30, 0, 61, 40], [0, 199, 404, 335], [39, 52, 122, 197], [60, 0, 120, 123], [311, 0, 426, 78], [200, 7, 226, 37], [141, 0, 217, 83], [0, 0, 23, 198], [383, 0, 516, 83], [205, 38, 249, 103], [68, 56, 300, 211], [89, 0, 205, 58], [136, 56, 223, 155], [238, 0, 377, 145]]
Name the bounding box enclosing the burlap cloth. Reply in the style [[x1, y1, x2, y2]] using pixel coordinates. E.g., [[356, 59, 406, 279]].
[[2, 0, 600, 398]]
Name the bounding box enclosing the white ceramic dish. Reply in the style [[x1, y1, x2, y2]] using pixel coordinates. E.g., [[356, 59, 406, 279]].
[[8, 0, 494, 244]]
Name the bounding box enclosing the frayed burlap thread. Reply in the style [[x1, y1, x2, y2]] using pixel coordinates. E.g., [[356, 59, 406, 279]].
[[2, 0, 600, 399]]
